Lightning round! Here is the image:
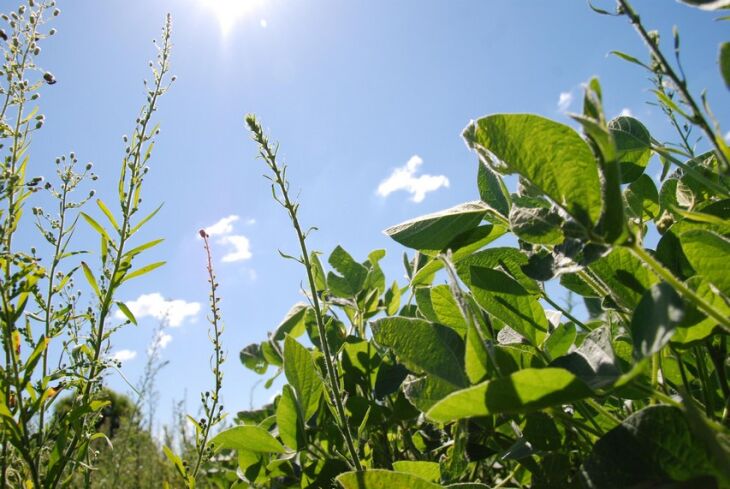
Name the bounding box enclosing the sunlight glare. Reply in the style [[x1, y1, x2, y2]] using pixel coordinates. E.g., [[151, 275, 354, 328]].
[[201, 0, 263, 36]]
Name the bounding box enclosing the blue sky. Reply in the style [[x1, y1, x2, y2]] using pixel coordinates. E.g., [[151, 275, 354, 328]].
[[26, 0, 729, 427]]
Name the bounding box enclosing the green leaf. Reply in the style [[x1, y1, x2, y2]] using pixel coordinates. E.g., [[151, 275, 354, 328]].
[[337, 470, 442, 489], [327, 246, 368, 297], [673, 277, 729, 345], [589, 247, 658, 310], [468, 267, 548, 345], [120, 261, 165, 284], [372, 317, 467, 387], [456, 247, 540, 295], [624, 174, 659, 221], [551, 326, 621, 389], [631, 283, 684, 359], [410, 224, 507, 286], [122, 238, 164, 261], [209, 425, 285, 453], [477, 160, 510, 219], [508, 196, 564, 245], [464, 114, 602, 226], [283, 336, 323, 420], [392, 461, 441, 484], [465, 321, 489, 384], [371, 316, 467, 386], [95, 198, 120, 232], [580, 405, 726, 488], [544, 322, 576, 360], [276, 384, 304, 451], [273, 303, 309, 341], [384, 201, 489, 251], [720, 42, 730, 89], [608, 116, 652, 183], [80, 212, 112, 243], [680, 230, 730, 295], [427, 368, 593, 422], [80, 262, 101, 299], [404, 375, 461, 413], [115, 301, 137, 325]]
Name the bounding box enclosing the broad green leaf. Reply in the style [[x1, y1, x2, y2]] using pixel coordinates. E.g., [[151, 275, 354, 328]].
[[276, 384, 304, 451], [624, 174, 659, 221], [456, 247, 540, 295], [544, 322, 576, 360], [392, 461, 441, 483], [240, 343, 267, 374], [589, 247, 658, 310], [580, 405, 727, 488], [631, 283, 683, 359], [115, 301, 137, 325], [81, 262, 101, 299], [121, 261, 165, 283], [427, 368, 593, 422], [673, 277, 729, 345], [477, 160, 510, 219], [411, 224, 506, 286], [337, 470, 441, 489], [551, 326, 621, 389], [721, 42, 730, 89], [465, 321, 489, 384], [384, 201, 488, 251], [209, 425, 285, 453], [372, 317, 467, 387], [464, 114, 602, 226], [284, 336, 323, 420], [608, 116, 652, 183], [416, 285, 467, 336], [273, 303, 309, 341], [508, 196, 564, 245], [680, 230, 730, 295], [468, 267, 548, 345], [327, 246, 368, 297]]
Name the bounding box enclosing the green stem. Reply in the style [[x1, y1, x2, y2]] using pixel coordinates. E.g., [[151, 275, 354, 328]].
[[628, 242, 730, 333], [246, 116, 362, 472], [617, 0, 730, 170]]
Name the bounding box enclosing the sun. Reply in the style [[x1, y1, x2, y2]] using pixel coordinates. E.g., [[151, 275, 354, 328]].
[[200, 0, 263, 36]]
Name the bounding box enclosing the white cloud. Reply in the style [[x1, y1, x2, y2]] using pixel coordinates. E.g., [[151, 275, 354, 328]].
[[157, 331, 173, 349], [557, 91, 573, 113], [377, 155, 449, 203], [112, 349, 137, 363], [201, 215, 254, 264], [219, 235, 252, 262], [115, 293, 201, 327], [619, 107, 633, 117], [204, 215, 239, 237]]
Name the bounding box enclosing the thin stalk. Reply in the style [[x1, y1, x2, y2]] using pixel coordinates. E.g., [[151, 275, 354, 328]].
[[48, 18, 172, 488], [628, 242, 730, 333], [190, 231, 224, 483], [617, 0, 730, 170], [246, 115, 362, 472]]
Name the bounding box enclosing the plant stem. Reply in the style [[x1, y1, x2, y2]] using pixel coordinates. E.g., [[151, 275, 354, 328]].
[[246, 115, 363, 471], [617, 0, 730, 170], [628, 242, 730, 333]]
